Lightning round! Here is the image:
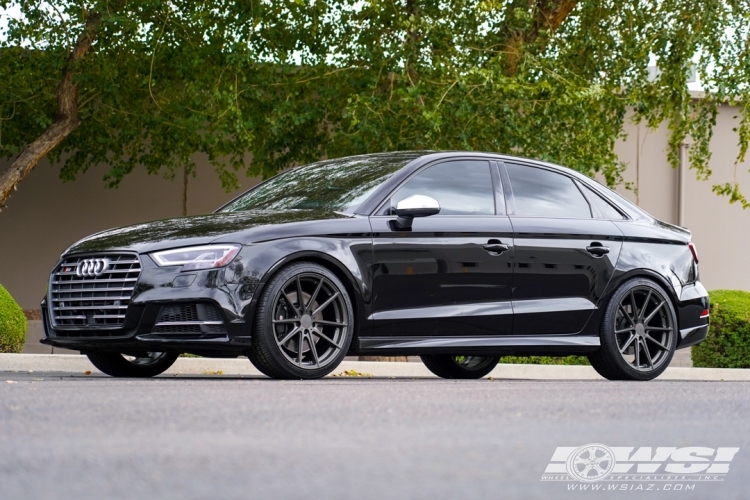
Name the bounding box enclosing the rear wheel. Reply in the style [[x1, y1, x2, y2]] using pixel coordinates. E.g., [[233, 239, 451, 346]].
[[588, 278, 677, 381], [421, 355, 500, 379], [86, 351, 179, 378], [248, 262, 354, 379]]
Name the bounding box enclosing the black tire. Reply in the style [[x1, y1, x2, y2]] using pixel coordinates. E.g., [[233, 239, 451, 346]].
[[248, 262, 354, 379], [588, 278, 678, 381], [421, 355, 500, 379], [86, 351, 179, 378]]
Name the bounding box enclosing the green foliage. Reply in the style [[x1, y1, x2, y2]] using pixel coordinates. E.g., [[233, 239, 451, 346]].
[[692, 290, 750, 368], [1, 1, 750, 200], [500, 356, 590, 366], [0, 285, 27, 353]]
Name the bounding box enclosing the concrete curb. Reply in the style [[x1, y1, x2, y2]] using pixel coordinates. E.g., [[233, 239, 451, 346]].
[[1, 353, 749, 380]]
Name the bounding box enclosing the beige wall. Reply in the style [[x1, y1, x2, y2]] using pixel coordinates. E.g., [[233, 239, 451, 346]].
[[0, 158, 260, 309], [2, 105, 749, 309]]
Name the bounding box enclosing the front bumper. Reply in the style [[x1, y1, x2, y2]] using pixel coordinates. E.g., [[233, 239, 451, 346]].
[[41, 251, 260, 355]]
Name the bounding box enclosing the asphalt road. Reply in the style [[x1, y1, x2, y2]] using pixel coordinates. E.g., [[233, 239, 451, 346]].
[[1, 373, 748, 500]]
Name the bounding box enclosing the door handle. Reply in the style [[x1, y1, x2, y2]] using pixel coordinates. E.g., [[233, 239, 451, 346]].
[[586, 243, 610, 257], [483, 240, 510, 255]]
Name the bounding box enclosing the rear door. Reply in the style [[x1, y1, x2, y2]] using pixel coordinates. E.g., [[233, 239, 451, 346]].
[[369, 159, 514, 337], [501, 162, 624, 335]]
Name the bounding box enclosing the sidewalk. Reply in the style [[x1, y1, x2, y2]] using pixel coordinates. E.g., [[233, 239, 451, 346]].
[[2, 353, 747, 380]]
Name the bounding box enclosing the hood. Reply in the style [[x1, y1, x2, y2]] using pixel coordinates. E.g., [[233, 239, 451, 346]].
[[63, 209, 350, 255]]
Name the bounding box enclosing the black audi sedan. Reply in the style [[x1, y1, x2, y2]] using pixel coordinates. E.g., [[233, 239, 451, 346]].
[[41, 151, 709, 381]]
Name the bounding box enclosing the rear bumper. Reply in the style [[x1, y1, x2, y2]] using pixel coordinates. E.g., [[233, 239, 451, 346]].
[[675, 281, 710, 350]]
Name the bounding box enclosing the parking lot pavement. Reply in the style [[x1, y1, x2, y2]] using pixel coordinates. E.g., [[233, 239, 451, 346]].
[[1, 373, 749, 500]]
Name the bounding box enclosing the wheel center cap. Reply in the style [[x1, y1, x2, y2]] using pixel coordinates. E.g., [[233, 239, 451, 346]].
[[635, 323, 646, 336], [300, 314, 313, 329]]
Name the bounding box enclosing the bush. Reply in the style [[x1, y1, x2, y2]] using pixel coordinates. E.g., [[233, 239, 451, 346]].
[[0, 285, 27, 353], [500, 356, 590, 365], [692, 290, 750, 368]]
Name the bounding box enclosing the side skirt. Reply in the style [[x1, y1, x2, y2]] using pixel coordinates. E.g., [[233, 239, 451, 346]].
[[355, 335, 600, 357]]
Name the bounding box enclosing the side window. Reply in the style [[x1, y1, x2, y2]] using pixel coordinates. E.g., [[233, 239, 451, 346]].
[[389, 160, 495, 215], [583, 186, 626, 220], [505, 163, 592, 218]]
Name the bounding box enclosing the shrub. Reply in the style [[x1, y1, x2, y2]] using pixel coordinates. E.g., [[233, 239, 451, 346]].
[[0, 285, 27, 353], [692, 290, 750, 368], [499, 356, 590, 365]]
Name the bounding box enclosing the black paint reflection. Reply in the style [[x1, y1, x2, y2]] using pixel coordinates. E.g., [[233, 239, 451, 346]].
[[220, 152, 424, 214]]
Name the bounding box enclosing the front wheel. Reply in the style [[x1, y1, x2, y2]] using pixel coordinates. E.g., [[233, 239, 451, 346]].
[[248, 262, 354, 379], [421, 355, 500, 379], [588, 278, 677, 381], [86, 351, 179, 378]]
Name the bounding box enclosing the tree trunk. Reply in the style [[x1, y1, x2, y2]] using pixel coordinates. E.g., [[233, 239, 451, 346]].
[[0, 11, 102, 211], [496, 0, 579, 77]]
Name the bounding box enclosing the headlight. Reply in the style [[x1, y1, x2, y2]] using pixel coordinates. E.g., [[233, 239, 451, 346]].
[[151, 244, 241, 271]]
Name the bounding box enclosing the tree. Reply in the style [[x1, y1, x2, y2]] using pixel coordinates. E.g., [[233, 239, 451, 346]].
[[3, 1, 750, 211]]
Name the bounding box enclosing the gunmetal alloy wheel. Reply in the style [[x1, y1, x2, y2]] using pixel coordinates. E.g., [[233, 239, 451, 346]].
[[249, 262, 354, 379], [589, 278, 678, 381], [421, 355, 500, 379], [86, 351, 179, 378]]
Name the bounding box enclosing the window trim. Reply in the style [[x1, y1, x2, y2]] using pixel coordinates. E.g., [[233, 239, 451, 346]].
[[579, 182, 629, 220], [370, 158, 501, 217], [500, 161, 597, 220]]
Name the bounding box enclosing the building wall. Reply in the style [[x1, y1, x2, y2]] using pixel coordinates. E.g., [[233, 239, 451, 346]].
[[0, 158, 260, 309], [1, 104, 749, 309]]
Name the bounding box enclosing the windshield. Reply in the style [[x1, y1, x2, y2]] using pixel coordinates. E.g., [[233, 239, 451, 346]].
[[219, 152, 426, 214]]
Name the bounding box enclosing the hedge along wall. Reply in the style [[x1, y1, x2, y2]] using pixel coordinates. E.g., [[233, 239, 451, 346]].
[[0, 285, 27, 353], [692, 290, 750, 368]]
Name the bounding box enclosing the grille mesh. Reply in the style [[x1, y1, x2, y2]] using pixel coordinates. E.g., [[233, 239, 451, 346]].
[[50, 253, 141, 327]]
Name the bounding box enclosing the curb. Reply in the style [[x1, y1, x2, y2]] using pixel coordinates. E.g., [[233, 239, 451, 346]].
[[1, 354, 749, 380]]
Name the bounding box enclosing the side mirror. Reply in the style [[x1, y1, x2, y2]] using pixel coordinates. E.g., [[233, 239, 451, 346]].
[[391, 194, 440, 230]]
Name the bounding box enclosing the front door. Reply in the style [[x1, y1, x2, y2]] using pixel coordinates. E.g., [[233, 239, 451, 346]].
[[502, 162, 624, 335], [369, 160, 514, 337]]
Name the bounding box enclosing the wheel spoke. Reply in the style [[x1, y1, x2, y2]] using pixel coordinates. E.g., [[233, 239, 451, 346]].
[[630, 291, 639, 321], [615, 326, 635, 334], [312, 292, 340, 316], [642, 339, 655, 368], [281, 292, 301, 317], [296, 277, 305, 313], [618, 304, 636, 327], [619, 333, 636, 353], [313, 319, 347, 327], [307, 333, 320, 368], [634, 338, 641, 368], [638, 290, 651, 320], [645, 334, 669, 351], [313, 328, 342, 349], [646, 326, 672, 332], [307, 278, 324, 312], [644, 301, 665, 324], [297, 330, 304, 366], [272, 318, 299, 325], [276, 326, 301, 346]]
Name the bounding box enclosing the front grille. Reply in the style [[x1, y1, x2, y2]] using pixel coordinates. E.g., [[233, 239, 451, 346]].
[[152, 303, 226, 335], [50, 253, 141, 327]]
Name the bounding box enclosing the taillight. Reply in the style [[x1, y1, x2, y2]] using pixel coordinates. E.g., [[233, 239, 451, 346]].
[[700, 309, 710, 319], [688, 242, 699, 264]]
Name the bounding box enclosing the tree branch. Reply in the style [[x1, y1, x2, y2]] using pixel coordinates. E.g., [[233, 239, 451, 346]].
[[0, 10, 102, 210], [497, 0, 579, 77]]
